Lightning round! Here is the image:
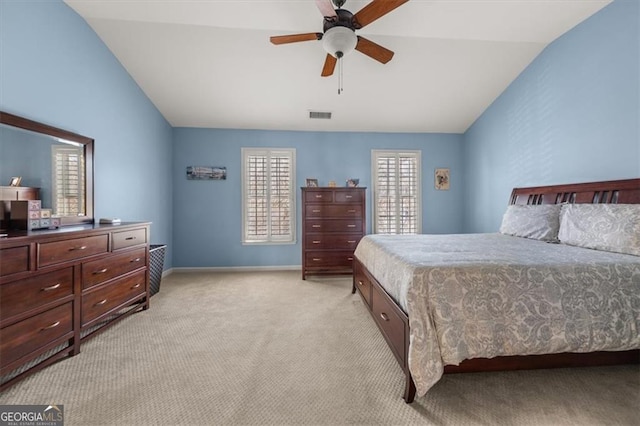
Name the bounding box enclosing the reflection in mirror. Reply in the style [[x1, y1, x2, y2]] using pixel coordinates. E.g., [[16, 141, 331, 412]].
[[0, 111, 94, 228]]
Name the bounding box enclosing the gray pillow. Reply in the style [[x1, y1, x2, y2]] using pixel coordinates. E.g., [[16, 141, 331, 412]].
[[499, 204, 562, 242], [558, 204, 640, 256]]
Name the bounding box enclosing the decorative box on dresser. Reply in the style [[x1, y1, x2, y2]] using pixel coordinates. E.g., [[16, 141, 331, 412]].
[[0, 222, 150, 390], [301, 187, 366, 279]]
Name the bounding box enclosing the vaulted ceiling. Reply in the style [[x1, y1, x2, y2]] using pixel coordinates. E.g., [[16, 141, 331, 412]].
[[64, 0, 611, 133]]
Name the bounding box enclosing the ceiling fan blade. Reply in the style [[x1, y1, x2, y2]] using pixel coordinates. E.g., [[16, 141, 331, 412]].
[[315, 0, 337, 19], [321, 54, 337, 77], [352, 0, 409, 29], [270, 33, 323, 45], [355, 36, 394, 64]]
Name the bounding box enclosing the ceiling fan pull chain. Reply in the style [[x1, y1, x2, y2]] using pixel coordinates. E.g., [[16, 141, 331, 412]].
[[338, 56, 343, 94]]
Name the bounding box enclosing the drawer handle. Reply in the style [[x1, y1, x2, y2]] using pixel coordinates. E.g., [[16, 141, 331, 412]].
[[312, 258, 322, 261], [312, 240, 321, 244], [95, 299, 108, 306], [41, 283, 61, 291], [41, 321, 61, 331], [345, 195, 353, 199], [125, 236, 137, 241], [347, 240, 356, 244], [312, 209, 321, 213], [132, 283, 141, 289], [347, 257, 353, 261], [380, 313, 389, 322], [347, 224, 356, 228], [312, 225, 321, 228], [131, 257, 142, 263], [69, 245, 87, 251], [347, 209, 356, 213], [315, 195, 323, 198], [93, 268, 108, 274], [358, 280, 364, 286]]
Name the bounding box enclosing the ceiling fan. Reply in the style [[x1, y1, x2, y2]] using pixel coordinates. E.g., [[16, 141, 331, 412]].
[[270, 0, 409, 78]]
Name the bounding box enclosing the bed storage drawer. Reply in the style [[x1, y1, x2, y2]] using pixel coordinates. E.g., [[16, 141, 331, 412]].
[[353, 261, 372, 308], [371, 284, 406, 366]]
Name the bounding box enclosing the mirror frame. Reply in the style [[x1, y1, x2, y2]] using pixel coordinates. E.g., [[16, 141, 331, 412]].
[[0, 111, 94, 226]]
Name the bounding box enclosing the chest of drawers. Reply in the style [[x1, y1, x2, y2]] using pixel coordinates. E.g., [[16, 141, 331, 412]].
[[301, 187, 366, 279], [0, 222, 150, 390]]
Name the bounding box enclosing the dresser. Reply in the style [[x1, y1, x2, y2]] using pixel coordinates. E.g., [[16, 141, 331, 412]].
[[0, 222, 150, 390], [301, 187, 366, 279]]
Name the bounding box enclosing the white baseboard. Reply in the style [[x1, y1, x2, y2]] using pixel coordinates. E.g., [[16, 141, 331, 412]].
[[171, 265, 301, 273]]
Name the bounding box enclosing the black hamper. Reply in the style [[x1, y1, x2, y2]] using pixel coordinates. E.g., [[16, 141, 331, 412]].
[[149, 244, 166, 296]]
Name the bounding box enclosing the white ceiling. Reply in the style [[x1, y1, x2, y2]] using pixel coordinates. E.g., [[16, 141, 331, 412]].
[[64, 0, 611, 133]]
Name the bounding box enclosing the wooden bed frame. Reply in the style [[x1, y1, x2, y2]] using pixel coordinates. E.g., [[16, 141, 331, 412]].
[[352, 178, 640, 403]]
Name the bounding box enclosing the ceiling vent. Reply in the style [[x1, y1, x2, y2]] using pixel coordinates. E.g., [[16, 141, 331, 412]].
[[309, 111, 332, 119]]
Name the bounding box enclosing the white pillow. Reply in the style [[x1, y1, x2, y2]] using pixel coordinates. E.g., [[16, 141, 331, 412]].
[[499, 204, 562, 242], [558, 204, 640, 256]]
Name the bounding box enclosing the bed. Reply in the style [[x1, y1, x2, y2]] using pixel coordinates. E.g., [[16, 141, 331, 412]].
[[351, 179, 640, 403]]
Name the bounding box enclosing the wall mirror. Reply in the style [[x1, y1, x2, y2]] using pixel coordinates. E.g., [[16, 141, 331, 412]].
[[0, 111, 94, 228]]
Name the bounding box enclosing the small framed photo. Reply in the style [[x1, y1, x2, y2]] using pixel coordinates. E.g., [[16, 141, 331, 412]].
[[346, 178, 359, 187], [306, 178, 318, 187], [9, 177, 22, 187], [435, 168, 450, 190]]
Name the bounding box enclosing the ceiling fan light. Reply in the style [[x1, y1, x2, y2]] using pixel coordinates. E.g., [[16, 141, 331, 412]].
[[322, 26, 357, 58]]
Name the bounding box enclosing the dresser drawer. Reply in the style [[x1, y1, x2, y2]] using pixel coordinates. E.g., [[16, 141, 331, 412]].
[[305, 219, 363, 233], [303, 190, 334, 203], [1, 268, 73, 320], [39, 235, 109, 268], [305, 204, 363, 218], [82, 247, 146, 290], [371, 285, 405, 366], [305, 251, 355, 268], [353, 261, 372, 308], [82, 270, 146, 327], [0, 302, 73, 369], [305, 234, 361, 250], [112, 228, 147, 250], [335, 190, 364, 203], [0, 245, 29, 277]]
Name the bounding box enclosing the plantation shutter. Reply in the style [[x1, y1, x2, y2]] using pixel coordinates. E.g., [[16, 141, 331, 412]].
[[242, 148, 295, 243], [52, 145, 85, 216], [372, 150, 421, 234]]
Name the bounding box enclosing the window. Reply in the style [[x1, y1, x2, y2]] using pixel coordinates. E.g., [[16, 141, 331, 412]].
[[372, 150, 421, 234], [242, 148, 296, 244], [52, 144, 85, 216]]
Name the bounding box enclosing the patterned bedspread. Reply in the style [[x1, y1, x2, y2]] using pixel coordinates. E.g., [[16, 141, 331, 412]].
[[354, 233, 640, 396]]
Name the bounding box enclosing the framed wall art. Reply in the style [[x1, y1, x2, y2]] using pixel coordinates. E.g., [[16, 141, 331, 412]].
[[435, 168, 450, 190], [186, 166, 226, 180]]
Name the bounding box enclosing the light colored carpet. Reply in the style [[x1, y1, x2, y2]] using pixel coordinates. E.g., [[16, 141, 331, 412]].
[[1, 271, 638, 425]]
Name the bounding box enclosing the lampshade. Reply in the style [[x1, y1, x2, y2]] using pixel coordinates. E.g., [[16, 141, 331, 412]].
[[322, 26, 357, 58]]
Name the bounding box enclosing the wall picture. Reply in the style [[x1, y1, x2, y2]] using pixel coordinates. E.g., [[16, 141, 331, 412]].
[[435, 168, 450, 190], [186, 166, 226, 180]]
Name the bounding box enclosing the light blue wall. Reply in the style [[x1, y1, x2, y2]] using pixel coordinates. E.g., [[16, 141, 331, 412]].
[[172, 129, 464, 267], [0, 0, 174, 267], [462, 0, 640, 233]]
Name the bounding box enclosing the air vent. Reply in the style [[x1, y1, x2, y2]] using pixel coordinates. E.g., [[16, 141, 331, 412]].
[[309, 111, 332, 120]]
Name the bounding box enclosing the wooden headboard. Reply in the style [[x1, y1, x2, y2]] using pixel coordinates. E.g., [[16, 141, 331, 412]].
[[510, 178, 640, 205]]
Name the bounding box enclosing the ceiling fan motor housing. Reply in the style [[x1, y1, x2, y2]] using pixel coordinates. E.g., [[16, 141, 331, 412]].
[[322, 9, 358, 58]]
